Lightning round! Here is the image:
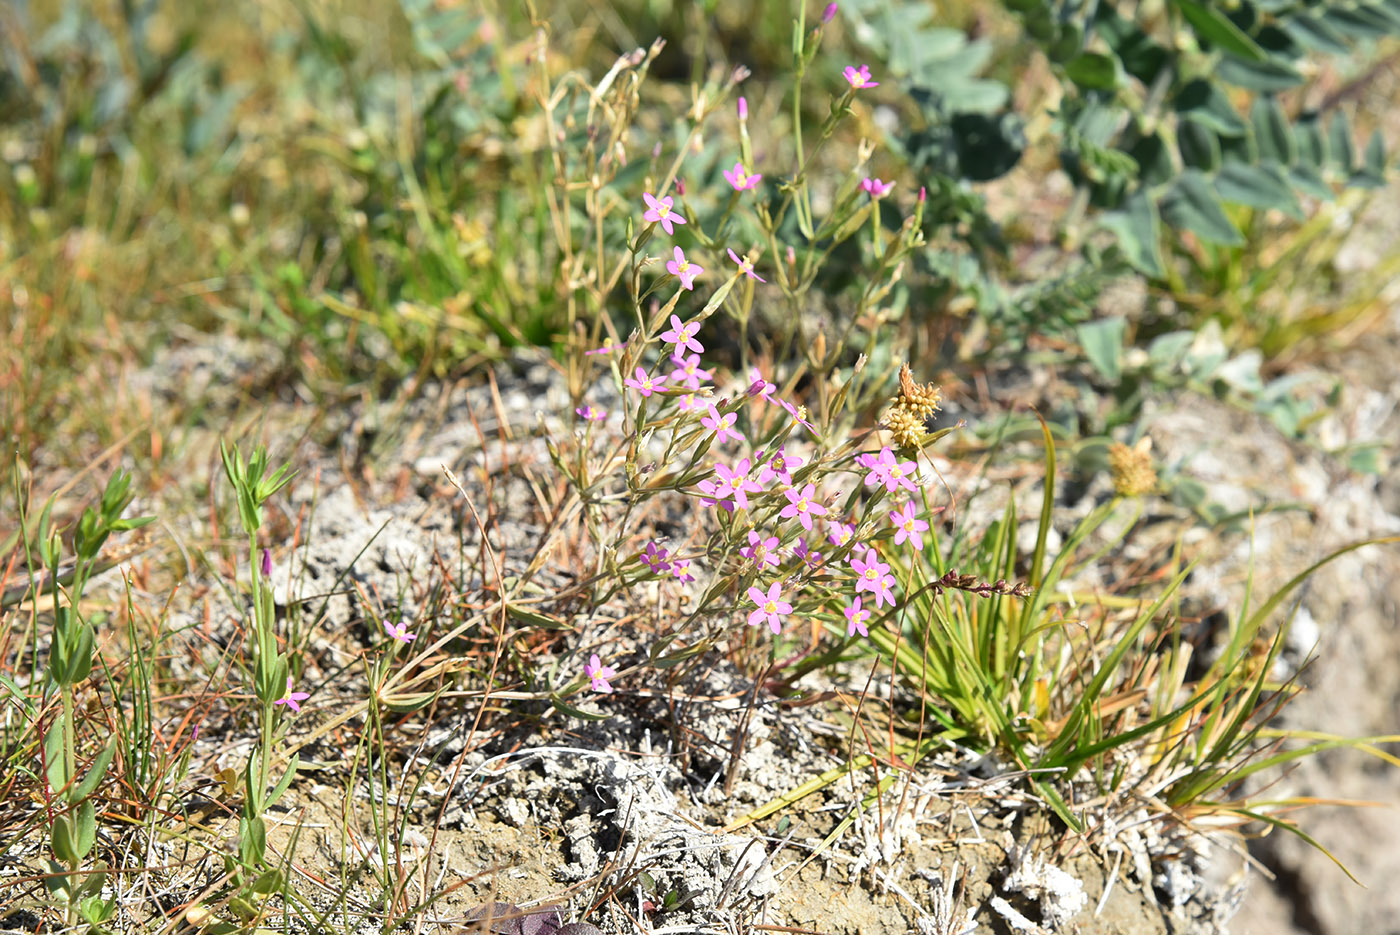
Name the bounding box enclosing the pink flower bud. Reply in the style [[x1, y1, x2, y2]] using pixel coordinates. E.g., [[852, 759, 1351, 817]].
[[919, 186, 926, 203], [738, 96, 748, 121], [676, 178, 686, 196], [823, 2, 838, 23], [260, 548, 271, 577]]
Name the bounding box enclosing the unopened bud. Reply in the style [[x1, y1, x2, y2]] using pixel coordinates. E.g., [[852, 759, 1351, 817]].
[[918, 186, 926, 203], [737, 96, 748, 121], [260, 548, 271, 577], [823, 2, 838, 23], [676, 178, 686, 196], [786, 245, 796, 266]]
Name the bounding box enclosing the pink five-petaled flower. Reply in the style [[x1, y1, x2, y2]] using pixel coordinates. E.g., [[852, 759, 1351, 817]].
[[780, 483, 828, 531], [666, 247, 704, 291], [746, 368, 776, 400], [728, 249, 766, 282], [273, 676, 311, 714], [713, 457, 763, 510], [585, 654, 617, 693], [585, 339, 620, 356], [669, 352, 713, 390], [641, 541, 671, 573], [741, 530, 781, 570], [862, 446, 919, 494], [861, 177, 895, 199], [678, 392, 706, 413], [794, 537, 824, 571], [850, 547, 897, 608], [576, 404, 607, 421], [702, 403, 744, 445], [660, 314, 704, 355], [625, 366, 668, 398], [843, 64, 879, 89], [890, 501, 930, 551], [775, 396, 816, 432], [844, 597, 871, 638], [723, 161, 762, 192], [827, 519, 857, 549], [758, 445, 803, 485], [385, 619, 416, 644], [670, 558, 696, 584], [746, 582, 792, 635], [642, 192, 687, 235], [695, 478, 733, 513]]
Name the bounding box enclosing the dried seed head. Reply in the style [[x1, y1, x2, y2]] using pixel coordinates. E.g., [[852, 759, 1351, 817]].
[[880, 363, 942, 452], [1108, 437, 1156, 497], [896, 362, 942, 418]]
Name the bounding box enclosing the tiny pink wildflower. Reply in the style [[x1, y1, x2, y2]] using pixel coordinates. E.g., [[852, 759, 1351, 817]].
[[702, 403, 744, 445], [576, 404, 607, 421], [741, 530, 781, 569], [746, 368, 776, 400], [696, 478, 733, 513], [678, 392, 706, 413], [775, 396, 816, 432], [728, 248, 766, 282], [890, 501, 930, 551], [273, 676, 311, 714], [666, 246, 704, 291], [780, 482, 828, 531], [585, 340, 620, 356], [861, 177, 895, 199], [844, 598, 871, 637], [862, 446, 919, 494], [670, 558, 696, 584], [723, 161, 763, 192], [758, 445, 803, 485], [746, 582, 793, 635], [843, 64, 878, 89], [827, 519, 857, 549], [850, 547, 897, 608], [641, 541, 671, 573], [385, 620, 416, 644], [642, 192, 687, 235], [585, 653, 617, 693], [712, 457, 764, 510], [625, 366, 667, 398], [660, 314, 704, 355], [669, 352, 713, 390], [794, 537, 824, 571]]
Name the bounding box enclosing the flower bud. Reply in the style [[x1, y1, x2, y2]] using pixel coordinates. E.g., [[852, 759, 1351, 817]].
[[260, 548, 271, 577], [737, 96, 748, 121], [823, 3, 838, 23]]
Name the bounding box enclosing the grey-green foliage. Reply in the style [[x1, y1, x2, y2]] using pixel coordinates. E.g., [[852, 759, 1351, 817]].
[[1021, 0, 1397, 272]]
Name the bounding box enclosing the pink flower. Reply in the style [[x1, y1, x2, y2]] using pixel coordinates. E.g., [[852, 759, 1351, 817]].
[[844, 598, 870, 637], [861, 177, 895, 199], [669, 352, 713, 390], [260, 548, 272, 577], [741, 530, 781, 569], [727, 248, 766, 282], [273, 676, 311, 713], [823, 2, 839, 23], [780, 483, 828, 531], [702, 403, 744, 445], [667, 246, 704, 291], [775, 396, 816, 432], [746, 582, 792, 635], [737, 96, 748, 121], [696, 477, 733, 512], [723, 161, 763, 192], [585, 340, 620, 356], [713, 457, 763, 510], [794, 537, 824, 571], [758, 445, 803, 485], [862, 446, 918, 494], [642, 192, 687, 235], [625, 366, 668, 398], [670, 558, 696, 584], [827, 519, 857, 548], [678, 392, 706, 413], [746, 368, 776, 400], [850, 547, 897, 608], [576, 404, 607, 421], [659, 314, 704, 354], [385, 620, 416, 644], [890, 501, 930, 551], [585, 653, 617, 693], [642, 541, 671, 573], [843, 64, 878, 89]]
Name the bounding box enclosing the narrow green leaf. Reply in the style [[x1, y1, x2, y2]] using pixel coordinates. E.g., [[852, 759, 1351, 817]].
[[1100, 189, 1164, 276], [1179, 117, 1222, 171], [1064, 52, 1119, 89], [266, 755, 299, 809], [1293, 115, 1328, 167], [51, 815, 78, 863], [68, 736, 117, 803], [1328, 110, 1356, 172], [1288, 163, 1334, 201], [1216, 56, 1304, 92], [1282, 12, 1350, 54], [45, 723, 71, 792], [1174, 0, 1267, 60], [1174, 78, 1249, 136], [1160, 170, 1244, 245], [1215, 163, 1303, 218], [1251, 97, 1295, 165], [74, 800, 96, 859]]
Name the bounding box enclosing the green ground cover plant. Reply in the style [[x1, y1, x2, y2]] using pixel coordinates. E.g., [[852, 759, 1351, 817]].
[[2, 1, 1399, 932]]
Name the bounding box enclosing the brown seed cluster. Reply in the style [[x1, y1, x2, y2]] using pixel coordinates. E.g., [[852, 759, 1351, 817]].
[[1108, 438, 1157, 497], [881, 363, 942, 452]]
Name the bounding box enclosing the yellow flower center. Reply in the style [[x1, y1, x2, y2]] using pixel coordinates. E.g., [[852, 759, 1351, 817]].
[[764, 600, 777, 613], [657, 204, 670, 217]]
